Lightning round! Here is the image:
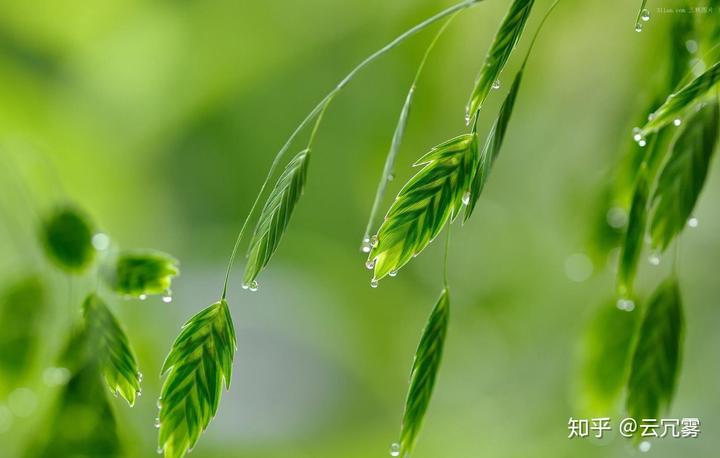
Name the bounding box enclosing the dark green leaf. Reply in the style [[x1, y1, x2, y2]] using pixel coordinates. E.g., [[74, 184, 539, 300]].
[[40, 206, 95, 272], [0, 275, 47, 382], [650, 100, 719, 251], [106, 251, 180, 297], [626, 278, 683, 422], [464, 69, 523, 221], [617, 169, 648, 299], [83, 294, 141, 406], [244, 149, 309, 286], [399, 289, 450, 457], [579, 299, 639, 415], [466, 0, 534, 120], [158, 300, 236, 458], [368, 135, 476, 281], [640, 60, 720, 136]]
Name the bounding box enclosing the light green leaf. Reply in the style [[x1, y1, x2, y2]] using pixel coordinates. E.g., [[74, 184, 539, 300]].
[[106, 251, 180, 297], [464, 69, 523, 221], [617, 169, 648, 299], [368, 135, 476, 281], [40, 205, 95, 272], [466, 0, 534, 120], [158, 300, 236, 458], [579, 299, 640, 415], [399, 289, 450, 457], [650, 100, 719, 251], [244, 149, 309, 287], [626, 278, 683, 422], [83, 294, 141, 406], [639, 60, 720, 136]]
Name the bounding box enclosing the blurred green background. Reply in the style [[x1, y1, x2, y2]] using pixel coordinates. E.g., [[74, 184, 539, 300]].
[[1, 0, 719, 456]]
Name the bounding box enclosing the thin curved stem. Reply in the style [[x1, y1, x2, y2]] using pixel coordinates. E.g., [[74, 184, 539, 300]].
[[442, 225, 452, 288], [362, 12, 461, 244], [221, 0, 484, 299]]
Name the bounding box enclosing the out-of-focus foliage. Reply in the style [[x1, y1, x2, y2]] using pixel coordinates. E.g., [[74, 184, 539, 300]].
[[40, 207, 95, 272], [106, 251, 179, 297]]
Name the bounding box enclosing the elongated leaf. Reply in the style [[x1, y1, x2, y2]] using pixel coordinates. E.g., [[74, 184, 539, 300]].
[[368, 135, 476, 281], [244, 149, 309, 286], [158, 300, 236, 458], [617, 170, 648, 298], [399, 289, 450, 457], [640, 60, 720, 136], [579, 299, 639, 415], [466, 0, 534, 119], [82, 294, 141, 406], [634, 0, 649, 29], [650, 100, 719, 251], [626, 278, 683, 422], [40, 206, 95, 272], [106, 250, 180, 297], [464, 69, 523, 221], [0, 275, 47, 382]]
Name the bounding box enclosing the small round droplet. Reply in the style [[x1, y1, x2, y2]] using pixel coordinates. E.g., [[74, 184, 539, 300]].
[[136, 389, 142, 397], [673, 118, 682, 126], [464, 110, 471, 126], [157, 398, 163, 409], [648, 252, 661, 266], [91, 233, 111, 251], [154, 417, 161, 428], [137, 371, 143, 383], [388, 173, 395, 182], [370, 235, 379, 248], [638, 139, 647, 147], [687, 217, 699, 228], [639, 441, 652, 453], [157, 446, 164, 454], [370, 279, 379, 288], [249, 280, 258, 292], [162, 294, 173, 303], [491, 79, 501, 90], [640, 9, 650, 22], [616, 298, 635, 312], [241, 283, 249, 290], [632, 127, 643, 142], [139, 294, 147, 301], [635, 22, 643, 32], [606, 207, 628, 229], [361, 237, 372, 253], [685, 39, 698, 54], [389, 270, 398, 277], [462, 192, 471, 206], [390, 442, 400, 457], [648, 112, 656, 121], [366, 259, 376, 270]]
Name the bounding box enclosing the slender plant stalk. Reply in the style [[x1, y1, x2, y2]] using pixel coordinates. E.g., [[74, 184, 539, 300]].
[[221, 0, 485, 299], [362, 14, 460, 248]]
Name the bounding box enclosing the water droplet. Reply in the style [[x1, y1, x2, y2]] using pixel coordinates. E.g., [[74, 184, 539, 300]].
[[635, 22, 643, 32], [154, 417, 161, 428], [249, 280, 258, 292], [370, 235, 379, 247], [564, 253, 593, 282], [648, 252, 661, 266], [137, 371, 143, 382], [366, 259, 376, 270], [638, 139, 647, 147], [690, 58, 706, 77], [464, 109, 471, 126], [616, 298, 635, 312], [370, 279, 379, 288], [639, 441, 652, 453], [606, 207, 628, 229], [462, 191, 471, 206], [389, 270, 398, 277], [361, 237, 372, 253], [673, 118, 682, 126], [685, 39, 698, 54], [91, 233, 111, 251], [157, 398, 163, 409], [388, 173, 395, 182], [241, 283, 249, 290], [162, 294, 173, 303], [137, 389, 142, 397], [632, 127, 643, 142], [157, 446, 164, 454], [491, 79, 501, 90], [648, 112, 656, 121], [687, 217, 699, 228], [139, 294, 147, 301], [640, 9, 650, 21], [390, 442, 400, 457]]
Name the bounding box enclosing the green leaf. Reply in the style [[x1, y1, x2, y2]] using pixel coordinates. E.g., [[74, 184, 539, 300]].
[[634, 0, 649, 30], [639, 60, 720, 136], [466, 0, 534, 120], [368, 134, 476, 281], [158, 300, 236, 458], [0, 275, 47, 382], [617, 169, 648, 299], [83, 294, 141, 406], [243, 149, 310, 286], [579, 299, 640, 415], [464, 69, 523, 221], [650, 100, 719, 251], [40, 205, 95, 272], [106, 250, 180, 297], [399, 289, 450, 457], [626, 278, 684, 422]]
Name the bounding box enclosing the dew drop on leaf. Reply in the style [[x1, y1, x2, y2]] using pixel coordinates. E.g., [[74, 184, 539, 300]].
[[390, 442, 400, 457], [491, 79, 501, 90], [673, 118, 682, 126], [370, 279, 379, 288], [92, 233, 111, 251], [648, 252, 661, 266], [389, 270, 398, 277], [616, 298, 635, 312], [462, 192, 471, 206], [640, 9, 650, 22], [361, 237, 372, 253], [249, 280, 259, 292], [635, 22, 643, 32], [139, 294, 147, 301], [154, 417, 161, 428], [366, 259, 376, 270], [687, 217, 699, 228], [370, 235, 379, 248]]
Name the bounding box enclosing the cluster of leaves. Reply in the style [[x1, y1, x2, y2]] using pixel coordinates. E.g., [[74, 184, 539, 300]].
[[106, 251, 179, 298]]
